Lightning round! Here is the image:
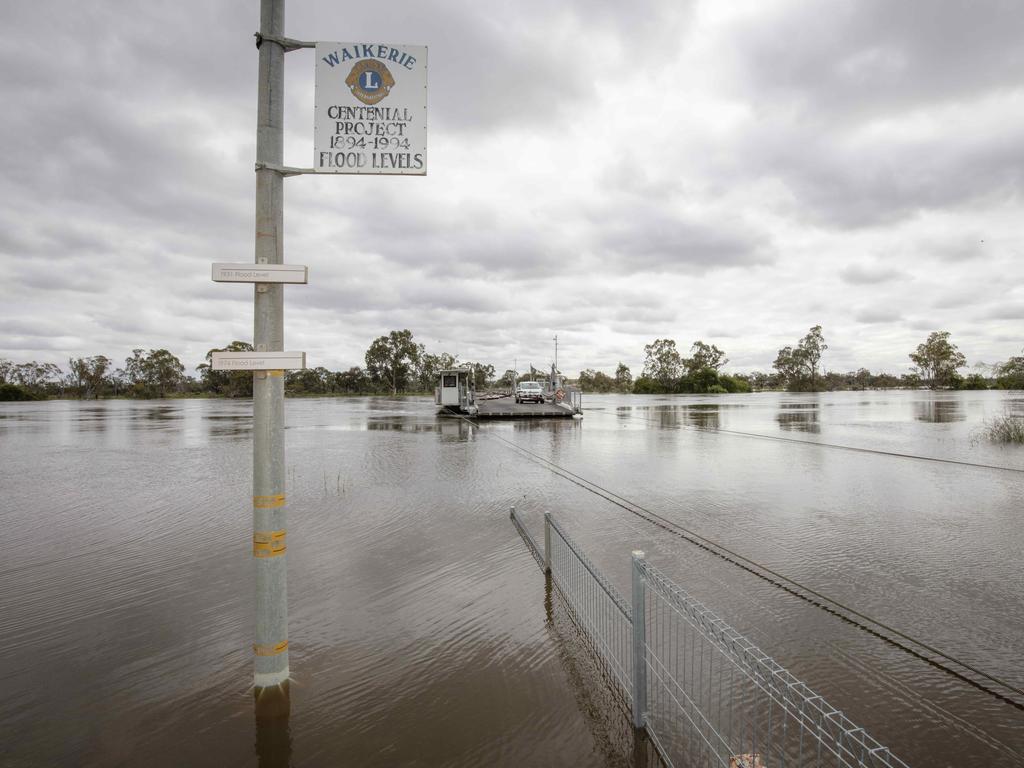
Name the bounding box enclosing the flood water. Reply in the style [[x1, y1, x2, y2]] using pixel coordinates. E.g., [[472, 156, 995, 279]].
[[1, 390, 1023, 767]]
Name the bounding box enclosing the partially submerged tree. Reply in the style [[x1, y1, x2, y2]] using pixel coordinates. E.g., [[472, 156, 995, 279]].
[[365, 329, 420, 395], [614, 362, 632, 393], [68, 355, 111, 399], [124, 348, 186, 397], [642, 339, 683, 390], [196, 341, 255, 397], [909, 331, 966, 388], [773, 326, 828, 391], [995, 355, 1024, 389]]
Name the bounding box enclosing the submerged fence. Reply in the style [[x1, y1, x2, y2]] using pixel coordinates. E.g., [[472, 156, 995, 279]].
[[510, 508, 910, 768]]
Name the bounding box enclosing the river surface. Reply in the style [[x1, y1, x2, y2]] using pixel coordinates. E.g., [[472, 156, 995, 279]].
[[1, 390, 1022, 767]]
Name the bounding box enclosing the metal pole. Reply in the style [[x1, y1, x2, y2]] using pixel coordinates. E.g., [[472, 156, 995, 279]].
[[543, 512, 552, 574], [631, 550, 647, 729], [253, 0, 289, 710]]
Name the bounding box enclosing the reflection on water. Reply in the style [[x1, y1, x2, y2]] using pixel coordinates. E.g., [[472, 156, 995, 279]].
[[915, 397, 965, 423], [542, 576, 657, 768], [776, 402, 820, 433], [682, 404, 720, 430], [255, 684, 291, 768], [255, 713, 292, 768]]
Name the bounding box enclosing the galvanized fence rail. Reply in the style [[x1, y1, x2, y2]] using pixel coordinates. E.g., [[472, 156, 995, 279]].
[[510, 508, 911, 768]]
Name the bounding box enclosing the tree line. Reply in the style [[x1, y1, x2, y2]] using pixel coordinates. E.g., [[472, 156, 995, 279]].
[[1, 326, 1022, 401], [632, 327, 1022, 393]]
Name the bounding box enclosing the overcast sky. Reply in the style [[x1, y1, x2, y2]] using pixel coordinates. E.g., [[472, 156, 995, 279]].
[[2, 0, 1023, 378]]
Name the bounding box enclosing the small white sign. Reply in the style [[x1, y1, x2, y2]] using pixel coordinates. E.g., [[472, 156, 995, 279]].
[[211, 351, 306, 371], [314, 42, 427, 175], [211, 263, 308, 284]]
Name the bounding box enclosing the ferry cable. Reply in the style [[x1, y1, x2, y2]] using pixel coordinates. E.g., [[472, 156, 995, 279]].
[[592, 407, 1024, 475], [452, 413, 1024, 711]]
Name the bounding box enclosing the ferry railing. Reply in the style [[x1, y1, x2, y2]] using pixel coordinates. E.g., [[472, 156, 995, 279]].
[[510, 509, 910, 768]]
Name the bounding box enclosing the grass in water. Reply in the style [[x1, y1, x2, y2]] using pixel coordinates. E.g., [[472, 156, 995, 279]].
[[983, 415, 1024, 444]]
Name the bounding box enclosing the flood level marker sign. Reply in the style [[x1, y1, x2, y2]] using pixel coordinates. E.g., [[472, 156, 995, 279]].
[[314, 42, 427, 175], [212, 263, 308, 284], [212, 351, 307, 371]]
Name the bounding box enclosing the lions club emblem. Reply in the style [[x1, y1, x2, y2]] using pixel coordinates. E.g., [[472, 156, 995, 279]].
[[345, 60, 396, 105]]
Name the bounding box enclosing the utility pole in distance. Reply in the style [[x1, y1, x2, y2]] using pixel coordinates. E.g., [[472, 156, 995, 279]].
[[252, 0, 289, 716]]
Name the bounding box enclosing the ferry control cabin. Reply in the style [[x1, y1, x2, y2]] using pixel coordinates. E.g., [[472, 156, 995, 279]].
[[435, 368, 478, 416]]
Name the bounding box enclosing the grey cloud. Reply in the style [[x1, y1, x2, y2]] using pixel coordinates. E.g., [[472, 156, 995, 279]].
[[918, 234, 989, 263], [289, 2, 604, 134], [908, 318, 942, 331], [984, 303, 1024, 320], [732, 0, 1024, 119], [932, 287, 991, 309], [596, 208, 774, 274], [855, 307, 902, 324], [610, 305, 677, 324], [840, 264, 905, 285], [735, 120, 1024, 228]]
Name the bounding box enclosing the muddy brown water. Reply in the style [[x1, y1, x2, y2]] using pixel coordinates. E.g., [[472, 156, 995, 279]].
[[1, 391, 1022, 767]]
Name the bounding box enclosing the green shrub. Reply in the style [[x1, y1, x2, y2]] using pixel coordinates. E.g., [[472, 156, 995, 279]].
[[0, 383, 39, 401]]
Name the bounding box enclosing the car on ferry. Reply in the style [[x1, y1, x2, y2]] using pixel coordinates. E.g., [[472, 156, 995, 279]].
[[515, 381, 545, 404]]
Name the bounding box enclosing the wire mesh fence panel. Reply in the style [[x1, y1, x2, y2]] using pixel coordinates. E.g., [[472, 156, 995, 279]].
[[509, 511, 910, 768], [547, 516, 634, 703], [640, 561, 910, 768]]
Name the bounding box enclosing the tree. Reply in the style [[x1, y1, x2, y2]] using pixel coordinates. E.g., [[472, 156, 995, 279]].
[[68, 355, 111, 399], [995, 356, 1024, 389], [686, 341, 727, 374], [614, 363, 632, 393], [682, 340, 729, 393], [495, 369, 517, 389], [12, 361, 62, 397], [334, 367, 370, 394], [416, 351, 458, 392], [286, 366, 333, 395], [772, 346, 803, 389], [909, 331, 966, 388], [577, 369, 616, 393], [773, 326, 828, 391], [144, 349, 186, 397], [463, 362, 495, 390], [365, 329, 420, 395], [123, 349, 185, 397], [798, 325, 827, 388], [642, 339, 683, 390], [197, 341, 255, 397]]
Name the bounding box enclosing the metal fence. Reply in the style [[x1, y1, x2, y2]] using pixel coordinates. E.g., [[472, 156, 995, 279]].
[[510, 508, 910, 768]]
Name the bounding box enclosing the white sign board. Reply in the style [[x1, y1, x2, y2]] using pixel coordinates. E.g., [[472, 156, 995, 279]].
[[314, 42, 427, 175], [211, 263, 308, 284], [212, 351, 306, 371]]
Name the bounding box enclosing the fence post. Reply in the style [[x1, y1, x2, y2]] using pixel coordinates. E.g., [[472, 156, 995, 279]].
[[631, 550, 647, 729], [543, 512, 552, 574]]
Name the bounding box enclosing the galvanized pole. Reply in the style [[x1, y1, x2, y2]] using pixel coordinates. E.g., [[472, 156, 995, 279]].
[[631, 550, 647, 730], [543, 512, 552, 574], [253, 0, 289, 712]]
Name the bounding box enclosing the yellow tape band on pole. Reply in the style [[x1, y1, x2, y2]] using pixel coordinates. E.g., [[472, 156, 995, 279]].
[[253, 639, 289, 657], [253, 529, 287, 558], [253, 494, 286, 509], [268, 370, 284, 377]]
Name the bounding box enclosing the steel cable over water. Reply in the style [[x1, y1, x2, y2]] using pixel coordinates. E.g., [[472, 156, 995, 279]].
[[447, 411, 1024, 710], [595, 406, 1024, 475]]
